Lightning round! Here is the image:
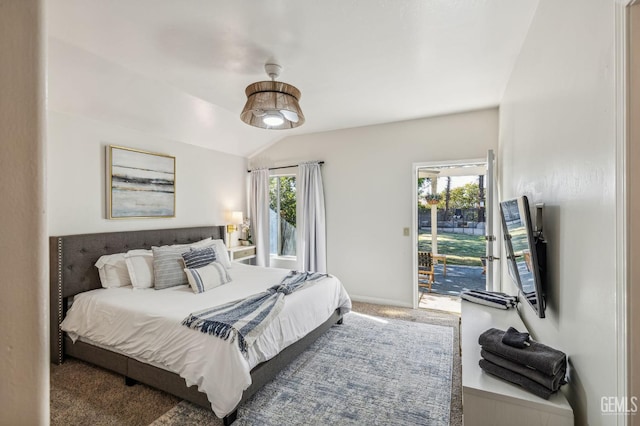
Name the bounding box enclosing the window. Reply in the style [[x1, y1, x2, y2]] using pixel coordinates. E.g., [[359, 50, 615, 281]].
[[269, 176, 296, 256]]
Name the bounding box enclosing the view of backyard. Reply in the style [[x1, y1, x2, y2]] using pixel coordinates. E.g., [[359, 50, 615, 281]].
[[418, 231, 485, 267], [418, 172, 487, 267], [417, 169, 488, 301]]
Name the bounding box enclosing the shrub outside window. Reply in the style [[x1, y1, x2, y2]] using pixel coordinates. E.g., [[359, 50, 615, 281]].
[[269, 176, 296, 257]]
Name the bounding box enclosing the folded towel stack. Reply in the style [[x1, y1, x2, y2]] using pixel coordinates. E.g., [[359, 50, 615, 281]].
[[460, 290, 517, 310], [502, 326, 530, 348], [478, 327, 567, 399]]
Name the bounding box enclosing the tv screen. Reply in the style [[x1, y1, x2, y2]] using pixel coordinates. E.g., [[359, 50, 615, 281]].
[[499, 196, 546, 318]]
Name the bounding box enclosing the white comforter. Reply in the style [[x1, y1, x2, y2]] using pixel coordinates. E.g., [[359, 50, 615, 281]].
[[60, 263, 352, 417]]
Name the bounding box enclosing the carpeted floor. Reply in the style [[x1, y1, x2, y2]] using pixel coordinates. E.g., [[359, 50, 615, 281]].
[[50, 301, 462, 425], [50, 357, 180, 426]]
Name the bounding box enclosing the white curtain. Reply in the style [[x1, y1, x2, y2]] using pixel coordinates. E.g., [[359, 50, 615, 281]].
[[249, 169, 270, 267], [296, 162, 327, 273]]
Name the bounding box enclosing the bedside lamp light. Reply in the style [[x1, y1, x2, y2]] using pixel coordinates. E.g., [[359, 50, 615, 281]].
[[226, 211, 243, 247], [228, 211, 243, 232]]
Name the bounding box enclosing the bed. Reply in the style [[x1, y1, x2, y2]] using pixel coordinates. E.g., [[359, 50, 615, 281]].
[[50, 226, 351, 425]]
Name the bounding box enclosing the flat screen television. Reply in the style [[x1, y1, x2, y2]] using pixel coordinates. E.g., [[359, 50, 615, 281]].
[[499, 196, 547, 318]]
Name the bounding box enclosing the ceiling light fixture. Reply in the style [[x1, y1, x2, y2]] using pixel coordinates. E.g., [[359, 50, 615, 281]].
[[240, 63, 305, 130]]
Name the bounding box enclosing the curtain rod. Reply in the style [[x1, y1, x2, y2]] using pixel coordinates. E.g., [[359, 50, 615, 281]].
[[247, 161, 324, 173]]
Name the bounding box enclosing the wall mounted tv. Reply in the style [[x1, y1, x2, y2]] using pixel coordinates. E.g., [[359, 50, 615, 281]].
[[499, 196, 547, 318]]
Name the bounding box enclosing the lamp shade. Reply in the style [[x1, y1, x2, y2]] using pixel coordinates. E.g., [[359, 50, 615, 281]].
[[240, 81, 305, 130], [230, 211, 243, 224]]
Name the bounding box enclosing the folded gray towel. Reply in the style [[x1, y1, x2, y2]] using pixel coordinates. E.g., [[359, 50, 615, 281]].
[[479, 359, 554, 400], [502, 326, 530, 349], [478, 328, 566, 376], [481, 349, 566, 391]]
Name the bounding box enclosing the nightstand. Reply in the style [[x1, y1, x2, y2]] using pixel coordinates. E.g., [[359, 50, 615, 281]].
[[227, 245, 256, 263]]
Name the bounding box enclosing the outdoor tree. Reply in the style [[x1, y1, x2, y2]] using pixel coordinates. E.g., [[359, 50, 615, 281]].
[[417, 177, 433, 211], [478, 175, 485, 223], [444, 176, 452, 218], [269, 176, 296, 225], [417, 177, 487, 223], [447, 182, 482, 209], [269, 176, 297, 256]]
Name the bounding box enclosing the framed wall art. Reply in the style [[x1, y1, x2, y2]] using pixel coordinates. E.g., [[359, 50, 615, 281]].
[[107, 145, 176, 219]]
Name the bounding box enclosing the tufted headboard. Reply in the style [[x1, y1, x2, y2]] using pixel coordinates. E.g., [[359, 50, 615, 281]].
[[49, 226, 226, 364]]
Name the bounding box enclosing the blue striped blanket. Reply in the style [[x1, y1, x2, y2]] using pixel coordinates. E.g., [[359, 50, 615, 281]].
[[182, 271, 328, 357], [460, 290, 517, 310]]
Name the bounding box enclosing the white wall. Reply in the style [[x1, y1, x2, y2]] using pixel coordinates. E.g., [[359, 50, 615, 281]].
[[499, 1, 618, 424], [0, 0, 49, 424], [46, 37, 271, 158], [251, 108, 498, 307], [48, 111, 247, 236]]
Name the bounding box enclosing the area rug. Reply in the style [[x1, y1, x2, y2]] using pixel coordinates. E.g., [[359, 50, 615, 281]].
[[152, 312, 453, 425]]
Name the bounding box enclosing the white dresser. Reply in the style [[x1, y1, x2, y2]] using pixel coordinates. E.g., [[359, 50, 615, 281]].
[[461, 301, 574, 426]]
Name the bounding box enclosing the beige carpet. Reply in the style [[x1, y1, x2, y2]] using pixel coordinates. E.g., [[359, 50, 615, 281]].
[[50, 302, 461, 425], [50, 357, 180, 426]]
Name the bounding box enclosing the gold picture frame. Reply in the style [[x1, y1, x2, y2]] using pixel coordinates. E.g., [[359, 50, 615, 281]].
[[107, 145, 176, 219]]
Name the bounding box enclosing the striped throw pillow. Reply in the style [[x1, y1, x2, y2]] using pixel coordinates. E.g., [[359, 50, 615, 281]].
[[184, 261, 231, 294], [152, 245, 192, 290], [182, 247, 216, 269]]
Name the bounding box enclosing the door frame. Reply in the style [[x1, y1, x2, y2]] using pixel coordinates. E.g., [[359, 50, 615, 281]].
[[617, 1, 636, 421], [412, 157, 488, 309]]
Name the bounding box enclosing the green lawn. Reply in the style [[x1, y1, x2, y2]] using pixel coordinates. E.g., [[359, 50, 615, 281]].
[[418, 231, 485, 266]]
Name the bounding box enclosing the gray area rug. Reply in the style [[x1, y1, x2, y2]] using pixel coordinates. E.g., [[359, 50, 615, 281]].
[[152, 312, 453, 425]]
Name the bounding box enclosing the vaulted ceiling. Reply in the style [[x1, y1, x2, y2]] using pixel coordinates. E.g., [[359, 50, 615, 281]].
[[47, 0, 539, 157]]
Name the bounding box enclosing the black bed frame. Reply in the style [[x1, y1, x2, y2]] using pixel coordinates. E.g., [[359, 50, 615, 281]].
[[50, 226, 343, 425]]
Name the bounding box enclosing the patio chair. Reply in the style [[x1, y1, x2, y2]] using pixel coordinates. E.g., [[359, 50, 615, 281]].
[[418, 251, 434, 298]]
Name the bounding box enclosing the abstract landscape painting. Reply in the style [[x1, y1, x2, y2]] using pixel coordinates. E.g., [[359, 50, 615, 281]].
[[107, 146, 175, 218]]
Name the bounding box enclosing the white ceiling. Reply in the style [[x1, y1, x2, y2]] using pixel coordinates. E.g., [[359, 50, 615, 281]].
[[47, 0, 539, 157]]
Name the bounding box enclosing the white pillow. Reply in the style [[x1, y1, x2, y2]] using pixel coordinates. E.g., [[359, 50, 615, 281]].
[[168, 237, 213, 250], [95, 253, 131, 288], [184, 261, 231, 293], [209, 239, 232, 269], [182, 238, 231, 269], [190, 237, 213, 249], [124, 249, 154, 289]]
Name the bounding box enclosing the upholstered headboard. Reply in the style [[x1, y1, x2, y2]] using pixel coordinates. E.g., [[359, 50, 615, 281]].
[[49, 226, 226, 364]]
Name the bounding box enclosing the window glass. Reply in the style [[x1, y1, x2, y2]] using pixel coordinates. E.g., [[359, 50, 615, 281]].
[[269, 176, 296, 256]]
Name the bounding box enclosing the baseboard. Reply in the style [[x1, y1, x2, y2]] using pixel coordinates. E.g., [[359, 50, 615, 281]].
[[349, 294, 413, 309]]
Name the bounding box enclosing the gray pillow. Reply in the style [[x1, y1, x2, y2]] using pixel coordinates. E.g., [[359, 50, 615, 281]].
[[152, 245, 191, 290]]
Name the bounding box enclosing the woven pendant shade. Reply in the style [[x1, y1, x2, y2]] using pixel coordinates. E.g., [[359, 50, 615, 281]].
[[240, 64, 305, 130]]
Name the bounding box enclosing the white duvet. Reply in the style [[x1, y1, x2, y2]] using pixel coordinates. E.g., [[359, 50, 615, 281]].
[[61, 263, 352, 417]]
